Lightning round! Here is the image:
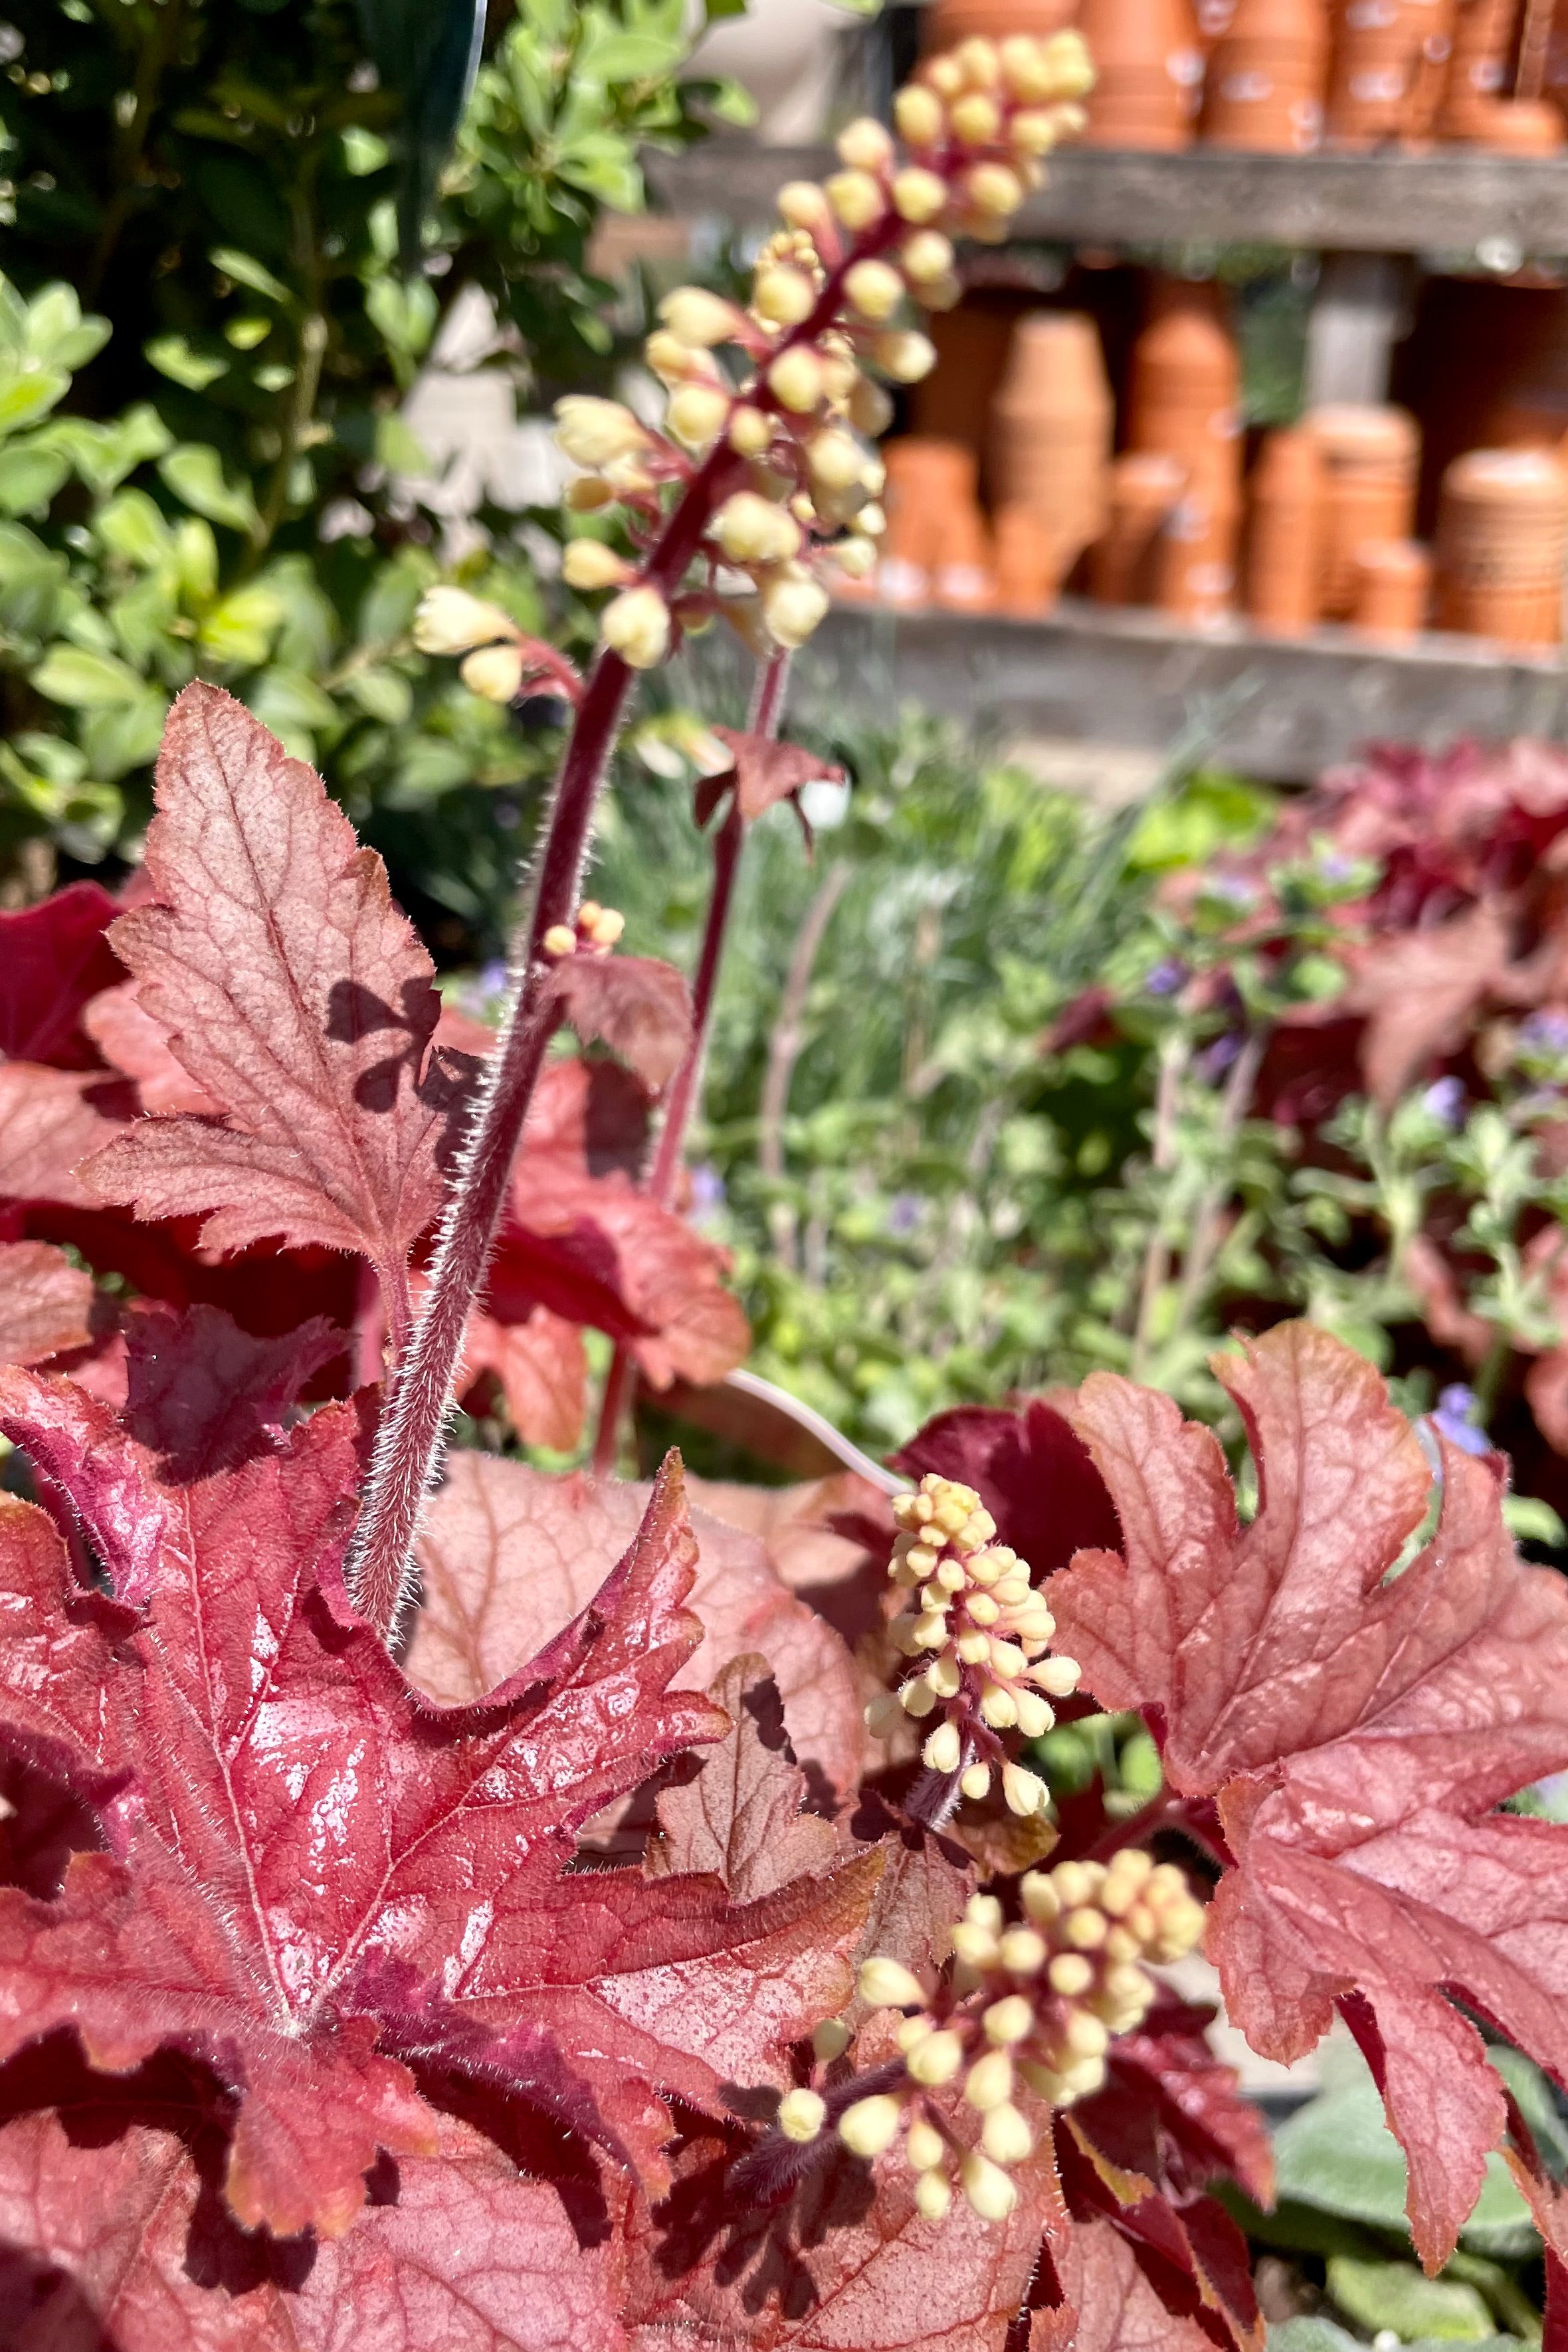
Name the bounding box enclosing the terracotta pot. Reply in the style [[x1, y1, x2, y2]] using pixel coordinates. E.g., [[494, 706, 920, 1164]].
[[1244, 427, 1325, 630], [1350, 539, 1432, 635], [1436, 445, 1568, 642], [925, 0, 1076, 43], [1078, 0, 1204, 147], [1461, 95, 1567, 142], [1438, 0, 1522, 129], [1091, 452, 1187, 601], [880, 439, 979, 606], [1156, 487, 1242, 621], [989, 312, 1115, 579], [1126, 279, 1244, 516], [994, 503, 1064, 612], [1306, 401, 1420, 615], [934, 499, 999, 611], [1201, 0, 1329, 145], [1325, 0, 1455, 140]]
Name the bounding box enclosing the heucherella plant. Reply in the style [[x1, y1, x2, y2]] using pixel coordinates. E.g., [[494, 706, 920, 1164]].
[[6, 39, 1568, 2352]]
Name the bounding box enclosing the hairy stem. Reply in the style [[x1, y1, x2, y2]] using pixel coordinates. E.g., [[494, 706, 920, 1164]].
[[591, 652, 790, 1477]]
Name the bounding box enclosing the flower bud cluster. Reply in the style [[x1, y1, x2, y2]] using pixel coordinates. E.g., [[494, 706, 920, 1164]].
[[864, 1474, 1079, 1819], [535, 35, 1090, 676], [781, 1850, 1205, 2224], [541, 900, 625, 962], [410, 586, 583, 707]]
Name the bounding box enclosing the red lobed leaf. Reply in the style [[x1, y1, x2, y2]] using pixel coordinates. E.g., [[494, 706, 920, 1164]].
[[647, 1655, 838, 1900], [454, 1298, 588, 1452], [551, 953, 694, 1094], [892, 1397, 1122, 1583], [1076, 1997, 1274, 2212], [0, 882, 122, 1070], [1050, 1320, 1568, 2268], [81, 685, 475, 1278], [696, 729, 844, 828], [0, 1242, 94, 1368], [82, 979, 219, 1114], [0, 1064, 136, 1211], [0, 1336, 862, 2236]]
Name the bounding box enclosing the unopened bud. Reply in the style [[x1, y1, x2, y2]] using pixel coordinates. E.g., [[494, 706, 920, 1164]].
[[1032, 1654, 1082, 1697], [955, 35, 1002, 86], [859, 1956, 927, 2010], [966, 162, 1026, 219], [908, 2116, 945, 2173], [833, 534, 878, 580], [1048, 1953, 1094, 1997], [981, 2102, 1034, 2166], [907, 2029, 965, 2086], [999, 1927, 1047, 1975], [660, 286, 743, 347], [924, 54, 965, 98], [826, 169, 885, 231], [902, 230, 955, 285], [778, 2088, 827, 2143], [983, 1996, 1034, 2045], [762, 572, 830, 648], [414, 586, 518, 656], [728, 403, 773, 458], [874, 331, 937, 384], [561, 538, 633, 591], [601, 583, 670, 670], [951, 91, 1001, 143], [959, 1760, 992, 1800], [964, 2048, 1013, 2111], [541, 924, 578, 959], [553, 395, 650, 468], [922, 1719, 962, 1775], [806, 430, 862, 492], [844, 259, 904, 323], [712, 490, 802, 567], [961, 2151, 1018, 2220], [1010, 106, 1062, 156], [768, 345, 827, 414], [565, 475, 615, 512], [1044, 30, 1096, 95], [837, 116, 894, 171], [459, 642, 525, 703], [1002, 1762, 1049, 1817], [813, 2015, 851, 2062], [894, 84, 945, 146], [916, 2169, 953, 2220], [777, 179, 833, 234], [900, 1678, 937, 1717], [838, 2094, 903, 2158], [754, 264, 817, 328], [849, 377, 895, 435], [1015, 1692, 1055, 1741], [666, 382, 731, 452]]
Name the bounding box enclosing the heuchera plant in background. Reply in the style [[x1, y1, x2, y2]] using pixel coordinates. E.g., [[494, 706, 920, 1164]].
[[5, 37, 1568, 2352]]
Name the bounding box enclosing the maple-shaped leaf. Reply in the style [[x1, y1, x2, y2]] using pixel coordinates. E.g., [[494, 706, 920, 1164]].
[[1344, 900, 1511, 1106], [892, 1397, 1122, 1582], [1077, 1997, 1274, 2212], [647, 1655, 838, 1900], [81, 684, 473, 1280], [695, 728, 844, 827], [0, 2037, 627, 2352], [455, 1298, 587, 1451], [0, 881, 122, 1069], [1054, 2110, 1262, 2352], [0, 1349, 870, 2234], [0, 1242, 94, 1369], [407, 1452, 866, 1803], [551, 952, 694, 1094], [1032, 2206, 1221, 2352], [82, 978, 218, 1115], [1050, 1320, 1568, 2268]]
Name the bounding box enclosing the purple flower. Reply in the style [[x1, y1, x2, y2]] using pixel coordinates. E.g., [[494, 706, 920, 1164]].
[[1521, 1011, 1568, 1054], [1422, 1076, 1466, 1130], [1430, 1383, 1490, 1456], [688, 1163, 726, 1220], [1145, 959, 1185, 998], [887, 1193, 923, 1238], [1197, 1033, 1240, 1083], [1208, 874, 1256, 910], [1318, 851, 1355, 884]]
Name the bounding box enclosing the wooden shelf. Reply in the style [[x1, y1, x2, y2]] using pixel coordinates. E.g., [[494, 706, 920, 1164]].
[[791, 601, 1568, 782], [646, 142, 1568, 260]]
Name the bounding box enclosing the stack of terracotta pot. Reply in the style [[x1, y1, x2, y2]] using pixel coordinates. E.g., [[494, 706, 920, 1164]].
[[1309, 403, 1421, 615], [1202, 0, 1330, 146], [989, 313, 1116, 605], [1121, 280, 1244, 623], [880, 440, 997, 610], [1242, 409, 1432, 636], [1076, 0, 1205, 145], [1323, 0, 1456, 142], [1438, 0, 1564, 143], [924, 0, 1076, 43], [1436, 446, 1568, 642]]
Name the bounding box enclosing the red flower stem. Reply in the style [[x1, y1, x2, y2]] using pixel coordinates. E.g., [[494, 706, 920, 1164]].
[[591, 649, 791, 1477]]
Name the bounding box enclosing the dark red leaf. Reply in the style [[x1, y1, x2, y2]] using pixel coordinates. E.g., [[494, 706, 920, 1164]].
[[0, 1242, 94, 1368], [116, 1300, 344, 1480], [892, 1397, 1122, 1581], [82, 686, 471, 1278], [1051, 1320, 1568, 2268], [1077, 1997, 1274, 2210], [0, 882, 122, 1070], [697, 730, 844, 828], [647, 1655, 838, 1899], [551, 954, 694, 1094]]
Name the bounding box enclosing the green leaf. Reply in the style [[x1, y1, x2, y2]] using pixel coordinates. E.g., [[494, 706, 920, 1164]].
[[0, 523, 68, 635], [344, 663, 413, 724], [209, 247, 291, 304], [246, 664, 339, 740], [52, 405, 173, 496], [146, 336, 229, 391], [157, 445, 261, 538], [23, 284, 110, 372], [82, 691, 171, 782], [364, 274, 437, 357], [0, 367, 70, 439], [225, 316, 273, 351], [342, 126, 391, 175], [31, 643, 149, 710], [374, 412, 430, 475], [95, 489, 175, 569], [1327, 2255, 1494, 2342], [0, 441, 72, 516], [701, 0, 748, 19], [197, 583, 285, 666], [1502, 1495, 1567, 1547]]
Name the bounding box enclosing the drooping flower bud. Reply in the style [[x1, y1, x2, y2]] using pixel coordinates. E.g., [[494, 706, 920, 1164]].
[[553, 396, 651, 468], [561, 539, 633, 592], [459, 642, 526, 703], [413, 587, 518, 656], [600, 583, 670, 670]]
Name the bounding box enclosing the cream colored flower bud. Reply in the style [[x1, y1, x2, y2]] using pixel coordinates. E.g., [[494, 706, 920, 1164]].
[[900, 1678, 937, 1717], [1002, 1762, 1049, 1817], [849, 377, 894, 436], [777, 179, 833, 234], [414, 586, 518, 656], [907, 2029, 965, 2086], [1021, 1873, 1061, 1924], [813, 2015, 852, 2062], [1048, 1953, 1094, 1997], [644, 329, 698, 385], [1009, 107, 1061, 156], [873, 332, 937, 384], [754, 264, 817, 328], [768, 345, 827, 414], [1033, 1654, 1082, 1697], [894, 83, 945, 146], [864, 1691, 901, 1739], [924, 54, 965, 96], [844, 259, 904, 324], [720, 405, 767, 461], [541, 924, 578, 960], [601, 583, 670, 670], [980, 1683, 1018, 1730], [922, 1719, 962, 1775], [837, 115, 894, 171], [858, 501, 888, 538], [820, 347, 860, 404], [924, 1650, 961, 1698], [459, 642, 526, 703], [951, 1919, 999, 1969], [838, 2094, 903, 2158], [983, 1996, 1034, 2046], [777, 2087, 827, 2143], [805, 430, 862, 493], [1044, 30, 1096, 94], [902, 231, 955, 286], [908, 2117, 945, 2173], [960, 1760, 992, 1800], [1015, 1691, 1056, 1741], [565, 474, 615, 512], [859, 1956, 927, 2010], [712, 490, 802, 566], [951, 91, 1002, 143], [763, 572, 830, 649], [666, 382, 731, 452], [999, 1926, 1047, 1975], [553, 395, 650, 468], [962, 2150, 1019, 2221], [561, 538, 633, 591], [1064, 2010, 1110, 2060], [659, 286, 743, 347], [982, 2102, 1034, 2167], [967, 162, 1026, 219], [916, 2169, 953, 2221], [956, 35, 1002, 86], [826, 169, 885, 231], [965, 2049, 1014, 2111]]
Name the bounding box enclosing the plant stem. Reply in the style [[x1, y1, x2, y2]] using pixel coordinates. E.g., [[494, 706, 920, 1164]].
[[759, 862, 850, 1272], [591, 650, 791, 1477]]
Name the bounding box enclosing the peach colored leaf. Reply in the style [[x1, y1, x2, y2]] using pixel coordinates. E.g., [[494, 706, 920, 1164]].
[[456, 1299, 587, 1451], [81, 684, 470, 1276], [1050, 1320, 1568, 2270], [82, 980, 217, 1115], [648, 1655, 838, 1900], [1036, 2208, 1220, 2352], [0, 1243, 94, 1368], [551, 954, 694, 1093], [406, 1454, 865, 1801], [0, 1065, 135, 1210]]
